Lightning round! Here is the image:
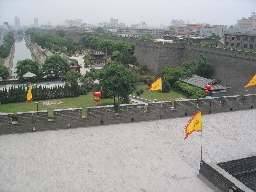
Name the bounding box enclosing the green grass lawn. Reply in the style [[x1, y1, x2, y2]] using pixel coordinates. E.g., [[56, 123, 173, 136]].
[[0, 85, 187, 116], [0, 93, 114, 116], [133, 84, 187, 103]]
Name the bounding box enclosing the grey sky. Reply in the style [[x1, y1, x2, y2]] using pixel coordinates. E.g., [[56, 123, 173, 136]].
[[0, 0, 255, 27]]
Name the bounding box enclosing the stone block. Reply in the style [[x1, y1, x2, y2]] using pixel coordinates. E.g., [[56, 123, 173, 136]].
[[242, 94, 255, 110], [221, 95, 243, 112], [174, 99, 198, 117]]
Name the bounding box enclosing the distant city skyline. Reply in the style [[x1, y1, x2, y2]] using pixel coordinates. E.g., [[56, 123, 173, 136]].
[[0, 0, 255, 27]]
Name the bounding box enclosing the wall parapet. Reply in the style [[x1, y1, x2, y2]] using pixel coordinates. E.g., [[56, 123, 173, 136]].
[[0, 94, 255, 134], [199, 160, 253, 192]]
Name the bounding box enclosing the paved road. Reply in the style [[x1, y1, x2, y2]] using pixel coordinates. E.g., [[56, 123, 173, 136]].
[[1, 109, 255, 191]]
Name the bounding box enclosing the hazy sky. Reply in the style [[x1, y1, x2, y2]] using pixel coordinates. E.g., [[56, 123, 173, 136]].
[[0, 0, 255, 27]]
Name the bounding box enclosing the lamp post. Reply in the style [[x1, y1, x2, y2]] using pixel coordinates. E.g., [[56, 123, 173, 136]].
[[35, 102, 39, 111]]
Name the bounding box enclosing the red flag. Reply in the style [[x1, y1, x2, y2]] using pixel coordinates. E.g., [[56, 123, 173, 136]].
[[244, 74, 256, 88], [184, 111, 202, 140]]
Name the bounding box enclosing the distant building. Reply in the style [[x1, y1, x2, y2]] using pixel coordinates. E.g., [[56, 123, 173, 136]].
[[169, 24, 203, 35], [14, 16, 20, 28], [40, 25, 52, 30], [117, 27, 164, 36], [200, 25, 249, 37], [68, 60, 81, 73], [131, 22, 147, 29], [236, 12, 256, 29], [171, 19, 185, 26], [224, 33, 256, 50], [34, 18, 39, 27], [110, 17, 118, 27], [3, 22, 10, 30], [81, 23, 92, 32], [65, 19, 82, 27]]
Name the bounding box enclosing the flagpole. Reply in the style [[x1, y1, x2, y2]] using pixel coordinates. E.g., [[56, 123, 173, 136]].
[[200, 130, 203, 160]]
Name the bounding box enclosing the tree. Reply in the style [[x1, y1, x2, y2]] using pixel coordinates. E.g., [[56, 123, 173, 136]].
[[209, 33, 221, 41], [94, 27, 105, 33], [0, 65, 10, 79], [15, 59, 41, 80], [64, 70, 82, 82], [196, 55, 214, 78], [56, 30, 65, 38], [181, 60, 197, 76], [157, 66, 187, 85], [181, 55, 214, 78], [162, 79, 171, 93], [63, 70, 82, 96], [98, 63, 138, 107], [110, 51, 121, 61], [42, 54, 70, 77]]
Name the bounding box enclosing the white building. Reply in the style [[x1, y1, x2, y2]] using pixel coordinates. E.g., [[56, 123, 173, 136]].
[[236, 12, 256, 29], [171, 19, 185, 26], [65, 19, 82, 27], [200, 25, 250, 37]]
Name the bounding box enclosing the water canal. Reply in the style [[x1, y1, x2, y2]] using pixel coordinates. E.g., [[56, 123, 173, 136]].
[[11, 36, 34, 77]]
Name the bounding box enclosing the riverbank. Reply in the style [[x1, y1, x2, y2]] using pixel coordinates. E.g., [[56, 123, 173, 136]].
[[3, 44, 14, 73], [25, 36, 53, 64]]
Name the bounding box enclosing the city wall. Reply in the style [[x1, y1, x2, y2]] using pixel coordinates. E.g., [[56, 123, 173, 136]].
[[0, 94, 255, 134], [67, 32, 256, 96], [32, 30, 256, 95]]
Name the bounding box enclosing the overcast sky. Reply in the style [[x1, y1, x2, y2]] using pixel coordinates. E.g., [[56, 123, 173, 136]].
[[0, 0, 255, 27]]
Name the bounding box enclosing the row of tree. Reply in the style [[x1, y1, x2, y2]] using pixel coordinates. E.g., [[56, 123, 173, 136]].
[[0, 84, 86, 104], [26, 29, 84, 56], [0, 31, 14, 58], [0, 31, 15, 79], [15, 54, 70, 80], [82, 35, 135, 56]]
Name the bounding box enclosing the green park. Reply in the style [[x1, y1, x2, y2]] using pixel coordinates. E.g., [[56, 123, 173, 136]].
[[0, 29, 214, 117]]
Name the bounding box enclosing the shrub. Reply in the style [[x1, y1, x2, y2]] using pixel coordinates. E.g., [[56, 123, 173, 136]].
[[135, 89, 144, 96], [173, 81, 205, 99]]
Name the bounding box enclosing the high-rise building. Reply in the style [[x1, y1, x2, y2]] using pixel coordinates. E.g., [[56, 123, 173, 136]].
[[110, 17, 118, 27], [14, 16, 20, 28], [171, 19, 185, 26], [34, 17, 39, 27]]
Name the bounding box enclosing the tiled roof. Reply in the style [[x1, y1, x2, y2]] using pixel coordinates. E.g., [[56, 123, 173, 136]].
[[180, 75, 227, 90]]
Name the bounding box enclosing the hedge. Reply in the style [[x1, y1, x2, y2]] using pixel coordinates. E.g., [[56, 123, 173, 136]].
[[173, 81, 205, 99]]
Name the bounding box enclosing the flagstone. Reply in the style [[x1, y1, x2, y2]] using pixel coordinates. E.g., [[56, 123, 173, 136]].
[[0, 109, 255, 191]]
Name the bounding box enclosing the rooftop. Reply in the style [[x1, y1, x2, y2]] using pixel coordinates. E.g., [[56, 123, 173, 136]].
[[180, 75, 227, 91]]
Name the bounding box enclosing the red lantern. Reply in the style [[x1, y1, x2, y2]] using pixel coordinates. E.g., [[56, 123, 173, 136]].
[[93, 92, 101, 97], [205, 85, 212, 90], [94, 98, 101, 102], [204, 90, 210, 94]]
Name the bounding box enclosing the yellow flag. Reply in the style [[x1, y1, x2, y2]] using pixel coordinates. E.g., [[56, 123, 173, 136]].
[[184, 111, 202, 140], [148, 77, 162, 91], [26, 85, 33, 103], [244, 74, 256, 87]]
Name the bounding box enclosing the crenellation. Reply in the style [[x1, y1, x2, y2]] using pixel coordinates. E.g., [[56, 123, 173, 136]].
[[0, 94, 256, 134], [174, 99, 198, 117], [242, 94, 255, 109], [221, 95, 244, 112]]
